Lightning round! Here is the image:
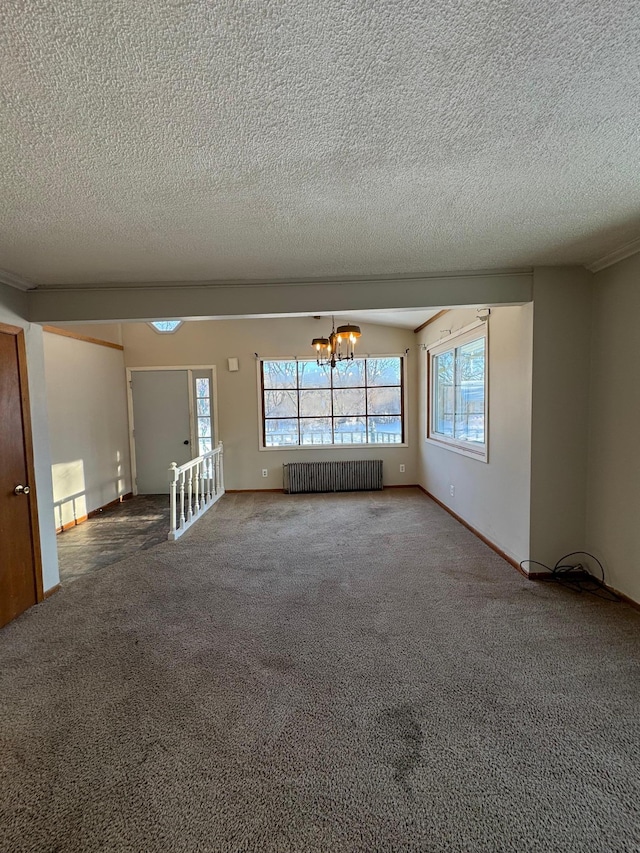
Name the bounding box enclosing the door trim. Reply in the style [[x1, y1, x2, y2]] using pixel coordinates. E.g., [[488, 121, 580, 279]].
[[0, 321, 44, 604], [126, 365, 219, 496]]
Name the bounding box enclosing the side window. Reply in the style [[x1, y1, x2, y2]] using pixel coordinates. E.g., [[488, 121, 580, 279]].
[[428, 324, 487, 459], [194, 376, 213, 455]]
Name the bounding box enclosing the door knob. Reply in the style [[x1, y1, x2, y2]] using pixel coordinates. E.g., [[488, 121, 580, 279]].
[[14, 485, 30, 495], [183, 440, 189, 445]]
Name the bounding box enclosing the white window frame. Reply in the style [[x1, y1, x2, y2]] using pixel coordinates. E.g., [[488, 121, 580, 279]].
[[256, 354, 408, 451], [426, 319, 488, 462]]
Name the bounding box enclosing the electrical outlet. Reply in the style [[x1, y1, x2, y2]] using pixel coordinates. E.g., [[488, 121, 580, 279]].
[[449, 484, 455, 497], [399, 464, 405, 473], [262, 469, 268, 478]]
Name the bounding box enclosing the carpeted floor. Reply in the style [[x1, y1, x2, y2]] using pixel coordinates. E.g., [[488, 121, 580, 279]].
[[1, 489, 639, 852]]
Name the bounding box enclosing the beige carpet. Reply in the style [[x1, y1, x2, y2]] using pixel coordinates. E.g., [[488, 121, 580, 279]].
[[1, 489, 639, 852]]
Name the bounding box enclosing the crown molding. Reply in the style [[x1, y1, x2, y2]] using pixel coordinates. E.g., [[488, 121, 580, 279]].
[[0, 268, 35, 291], [586, 237, 640, 273]]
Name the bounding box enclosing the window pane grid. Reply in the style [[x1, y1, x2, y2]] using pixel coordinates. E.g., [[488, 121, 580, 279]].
[[195, 377, 212, 455], [262, 358, 403, 447], [431, 335, 485, 449]]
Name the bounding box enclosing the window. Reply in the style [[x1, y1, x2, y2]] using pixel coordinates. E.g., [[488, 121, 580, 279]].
[[195, 377, 213, 455], [260, 357, 404, 448], [149, 320, 183, 333], [428, 322, 487, 459]]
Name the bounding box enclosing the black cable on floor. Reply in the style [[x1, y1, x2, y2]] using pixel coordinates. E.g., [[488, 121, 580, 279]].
[[520, 551, 621, 601]]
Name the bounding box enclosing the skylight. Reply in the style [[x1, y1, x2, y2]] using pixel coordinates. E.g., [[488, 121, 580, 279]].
[[149, 320, 183, 333]]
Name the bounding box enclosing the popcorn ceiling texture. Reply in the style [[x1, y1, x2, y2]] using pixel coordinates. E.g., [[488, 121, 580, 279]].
[[1, 0, 639, 285]]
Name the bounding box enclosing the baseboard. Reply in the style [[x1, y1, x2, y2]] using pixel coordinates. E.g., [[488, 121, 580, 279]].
[[225, 488, 285, 493], [43, 584, 60, 599], [230, 485, 418, 493], [384, 484, 420, 489], [227, 487, 415, 493], [416, 485, 526, 576], [56, 492, 133, 534], [56, 514, 88, 533], [87, 492, 133, 518], [416, 486, 640, 603], [612, 588, 640, 610]]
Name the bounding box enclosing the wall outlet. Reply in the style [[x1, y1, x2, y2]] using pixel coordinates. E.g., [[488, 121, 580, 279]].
[[449, 484, 455, 497], [399, 464, 405, 473], [262, 469, 268, 478]]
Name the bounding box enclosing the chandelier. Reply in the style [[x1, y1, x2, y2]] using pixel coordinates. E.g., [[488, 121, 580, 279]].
[[312, 317, 362, 369]]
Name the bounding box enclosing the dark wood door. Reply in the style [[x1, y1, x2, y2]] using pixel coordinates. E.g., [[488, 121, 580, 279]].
[[0, 324, 43, 627]]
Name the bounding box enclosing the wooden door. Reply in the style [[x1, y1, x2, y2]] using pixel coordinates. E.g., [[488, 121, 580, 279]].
[[0, 323, 43, 627]]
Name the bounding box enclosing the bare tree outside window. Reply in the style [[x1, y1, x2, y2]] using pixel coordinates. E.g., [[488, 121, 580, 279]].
[[431, 332, 486, 452], [262, 358, 404, 447]]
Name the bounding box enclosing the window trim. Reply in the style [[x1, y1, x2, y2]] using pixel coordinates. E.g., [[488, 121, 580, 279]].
[[257, 354, 408, 451], [426, 319, 488, 462]]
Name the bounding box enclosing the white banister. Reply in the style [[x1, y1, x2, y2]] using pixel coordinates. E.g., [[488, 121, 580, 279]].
[[179, 471, 186, 527], [169, 462, 178, 538], [168, 443, 225, 541], [197, 460, 203, 513], [216, 440, 224, 493], [206, 455, 212, 502]]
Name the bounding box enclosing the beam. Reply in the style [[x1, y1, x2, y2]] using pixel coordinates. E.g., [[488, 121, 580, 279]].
[[27, 271, 533, 324]]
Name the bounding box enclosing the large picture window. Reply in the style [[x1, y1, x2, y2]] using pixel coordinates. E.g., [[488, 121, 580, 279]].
[[261, 357, 404, 448], [428, 322, 487, 459]]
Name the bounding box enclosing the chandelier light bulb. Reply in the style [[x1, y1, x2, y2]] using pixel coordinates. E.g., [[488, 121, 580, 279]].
[[311, 320, 362, 368]]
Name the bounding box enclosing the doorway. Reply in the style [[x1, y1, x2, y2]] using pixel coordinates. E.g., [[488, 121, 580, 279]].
[[127, 366, 218, 495], [0, 323, 44, 627]]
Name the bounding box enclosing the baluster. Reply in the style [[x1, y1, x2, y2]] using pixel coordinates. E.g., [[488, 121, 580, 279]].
[[194, 460, 200, 514], [207, 455, 213, 501], [199, 459, 205, 509], [179, 471, 186, 528], [218, 442, 224, 493], [169, 462, 178, 537], [187, 468, 193, 520]]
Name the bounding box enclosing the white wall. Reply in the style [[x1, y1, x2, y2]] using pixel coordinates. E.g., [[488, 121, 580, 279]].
[[529, 267, 592, 568], [43, 332, 132, 528], [0, 284, 59, 592], [587, 252, 640, 602], [417, 305, 534, 564], [122, 317, 416, 491]]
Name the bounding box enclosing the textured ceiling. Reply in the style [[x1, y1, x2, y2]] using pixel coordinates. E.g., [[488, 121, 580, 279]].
[[311, 308, 440, 330], [1, 0, 640, 286]]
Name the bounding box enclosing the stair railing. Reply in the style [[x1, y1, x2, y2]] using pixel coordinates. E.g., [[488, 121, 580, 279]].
[[168, 442, 224, 541]]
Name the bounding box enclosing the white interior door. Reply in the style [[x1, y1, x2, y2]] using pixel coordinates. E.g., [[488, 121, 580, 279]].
[[131, 370, 192, 494]]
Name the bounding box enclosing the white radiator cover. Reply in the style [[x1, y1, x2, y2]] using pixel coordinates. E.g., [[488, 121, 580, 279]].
[[283, 460, 383, 494]]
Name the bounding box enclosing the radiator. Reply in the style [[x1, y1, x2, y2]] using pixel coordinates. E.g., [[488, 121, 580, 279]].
[[283, 460, 383, 494]]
